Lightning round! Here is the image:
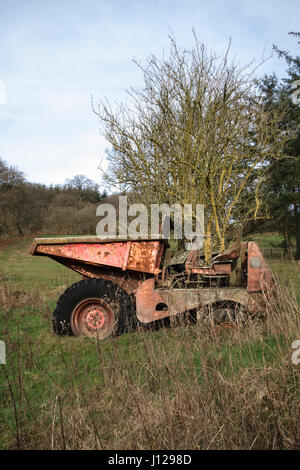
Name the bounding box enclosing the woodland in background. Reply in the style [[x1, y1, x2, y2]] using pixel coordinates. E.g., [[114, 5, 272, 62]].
[[0, 159, 107, 237]]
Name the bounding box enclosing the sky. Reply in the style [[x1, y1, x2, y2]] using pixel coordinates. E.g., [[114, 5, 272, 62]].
[[0, 0, 299, 189]]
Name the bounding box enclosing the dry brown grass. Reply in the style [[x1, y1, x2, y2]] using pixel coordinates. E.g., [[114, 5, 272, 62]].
[[1, 279, 300, 450], [1, 241, 300, 450]]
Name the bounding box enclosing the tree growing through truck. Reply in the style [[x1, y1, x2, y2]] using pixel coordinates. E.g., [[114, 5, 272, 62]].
[[96, 32, 293, 261]]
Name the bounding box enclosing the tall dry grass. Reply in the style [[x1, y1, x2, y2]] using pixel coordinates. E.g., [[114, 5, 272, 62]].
[[1, 269, 300, 450]]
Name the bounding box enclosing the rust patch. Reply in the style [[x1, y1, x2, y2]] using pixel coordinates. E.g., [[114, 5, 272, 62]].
[[136, 278, 266, 324], [32, 239, 166, 275], [49, 256, 145, 294], [247, 242, 274, 293], [136, 278, 169, 323]]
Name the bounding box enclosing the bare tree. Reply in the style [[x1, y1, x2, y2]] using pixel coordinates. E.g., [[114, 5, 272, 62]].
[[96, 33, 292, 260]]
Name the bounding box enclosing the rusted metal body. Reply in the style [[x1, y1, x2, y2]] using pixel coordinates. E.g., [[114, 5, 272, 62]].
[[30, 236, 164, 294], [30, 236, 274, 327], [135, 240, 272, 323], [135, 279, 266, 323], [247, 242, 274, 293]]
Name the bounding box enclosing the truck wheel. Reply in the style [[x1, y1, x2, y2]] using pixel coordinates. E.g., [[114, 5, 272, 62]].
[[52, 278, 133, 339], [203, 302, 248, 327]]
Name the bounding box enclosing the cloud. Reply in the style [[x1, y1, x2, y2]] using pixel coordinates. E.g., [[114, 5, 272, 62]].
[[0, 0, 299, 186]]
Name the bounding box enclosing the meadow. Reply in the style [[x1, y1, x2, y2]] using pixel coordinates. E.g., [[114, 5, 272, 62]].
[[0, 236, 299, 450]]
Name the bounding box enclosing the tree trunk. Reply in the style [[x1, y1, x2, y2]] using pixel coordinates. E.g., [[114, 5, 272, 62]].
[[283, 218, 293, 260], [204, 220, 212, 263], [16, 223, 24, 237], [295, 220, 300, 260], [293, 204, 300, 260]]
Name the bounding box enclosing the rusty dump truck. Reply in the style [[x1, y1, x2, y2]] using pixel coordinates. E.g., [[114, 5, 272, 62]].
[[30, 235, 274, 339]]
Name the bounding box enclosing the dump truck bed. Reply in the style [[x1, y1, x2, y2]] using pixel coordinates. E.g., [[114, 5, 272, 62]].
[[30, 236, 166, 275]]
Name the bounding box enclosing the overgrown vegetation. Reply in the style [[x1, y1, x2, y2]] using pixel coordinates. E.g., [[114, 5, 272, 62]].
[[0, 238, 299, 450]]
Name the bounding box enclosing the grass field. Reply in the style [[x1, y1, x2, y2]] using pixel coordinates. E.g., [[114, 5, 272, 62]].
[[0, 236, 300, 450]]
